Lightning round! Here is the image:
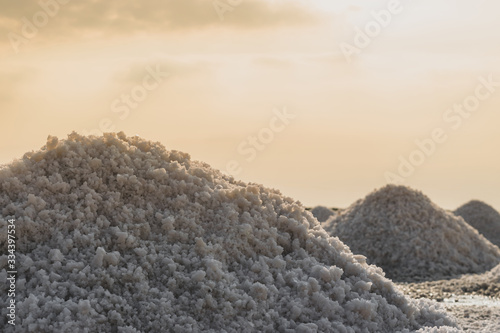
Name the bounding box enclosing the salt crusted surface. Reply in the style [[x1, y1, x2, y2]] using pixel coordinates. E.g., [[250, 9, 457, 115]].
[[0, 133, 458, 332], [326, 185, 500, 282], [454, 200, 500, 248], [444, 303, 500, 333], [311, 206, 336, 223]]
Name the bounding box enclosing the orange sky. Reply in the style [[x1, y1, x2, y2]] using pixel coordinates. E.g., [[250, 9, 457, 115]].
[[0, 0, 499, 211]]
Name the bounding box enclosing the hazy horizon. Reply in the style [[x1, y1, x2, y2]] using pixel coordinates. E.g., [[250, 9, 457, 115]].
[[1, 0, 499, 212]]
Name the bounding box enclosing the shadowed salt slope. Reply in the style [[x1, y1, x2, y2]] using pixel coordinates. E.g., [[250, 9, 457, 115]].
[[0, 133, 457, 332], [328, 185, 500, 282], [454, 200, 500, 248], [311, 206, 336, 223]]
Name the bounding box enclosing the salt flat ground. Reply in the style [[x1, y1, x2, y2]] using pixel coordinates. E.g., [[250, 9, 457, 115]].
[[444, 296, 500, 332], [398, 282, 500, 332]]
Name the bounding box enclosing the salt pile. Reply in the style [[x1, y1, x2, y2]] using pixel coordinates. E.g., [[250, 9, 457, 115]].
[[488, 263, 500, 283], [454, 200, 500, 248], [0, 133, 458, 332], [311, 206, 336, 223], [479, 263, 500, 284], [328, 185, 500, 282]]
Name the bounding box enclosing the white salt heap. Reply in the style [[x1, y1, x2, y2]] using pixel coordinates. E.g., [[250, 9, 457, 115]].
[[454, 200, 500, 248], [0, 133, 459, 332], [326, 185, 500, 282], [311, 206, 336, 223]]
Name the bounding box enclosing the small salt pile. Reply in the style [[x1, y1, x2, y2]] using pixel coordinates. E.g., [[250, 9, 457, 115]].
[[0, 133, 458, 332], [477, 263, 500, 284], [327, 185, 500, 282], [311, 206, 336, 223], [487, 263, 500, 283], [454, 200, 500, 248]]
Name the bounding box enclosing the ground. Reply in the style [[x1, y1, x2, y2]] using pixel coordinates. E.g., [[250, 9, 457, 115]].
[[397, 279, 500, 332]]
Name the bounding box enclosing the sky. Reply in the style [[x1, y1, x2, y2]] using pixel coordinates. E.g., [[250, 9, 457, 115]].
[[0, 0, 499, 211]]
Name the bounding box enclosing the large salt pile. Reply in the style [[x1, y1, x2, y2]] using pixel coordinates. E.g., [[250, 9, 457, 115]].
[[454, 200, 500, 247], [328, 185, 500, 282], [311, 206, 336, 223], [0, 133, 457, 332]]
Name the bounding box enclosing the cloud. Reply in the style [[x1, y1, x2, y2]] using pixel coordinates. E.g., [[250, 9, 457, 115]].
[[0, 0, 323, 47], [115, 52, 349, 85], [112, 57, 214, 84]]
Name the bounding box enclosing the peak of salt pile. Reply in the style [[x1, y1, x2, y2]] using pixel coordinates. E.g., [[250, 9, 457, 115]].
[[0, 133, 457, 332], [328, 185, 500, 282], [454, 200, 500, 248], [311, 206, 336, 222]]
